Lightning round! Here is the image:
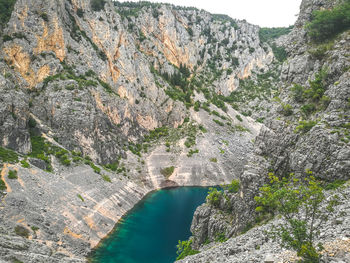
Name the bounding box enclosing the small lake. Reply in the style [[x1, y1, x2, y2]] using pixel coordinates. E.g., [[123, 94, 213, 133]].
[[90, 187, 210, 263]]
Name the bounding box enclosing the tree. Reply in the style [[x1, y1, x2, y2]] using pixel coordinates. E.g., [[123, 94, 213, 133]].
[[91, 0, 106, 12], [176, 240, 199, 260], [0, 0, 16, 29], [255, 172, 336, 262], [306, 0, 350, 43]]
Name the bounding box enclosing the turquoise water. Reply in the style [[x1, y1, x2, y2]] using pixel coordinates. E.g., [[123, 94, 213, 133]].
[[91, 187, 210, 263]]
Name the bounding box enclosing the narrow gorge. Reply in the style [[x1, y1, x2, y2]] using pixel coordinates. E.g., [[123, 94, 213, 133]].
[[0, 0, 349, 262]]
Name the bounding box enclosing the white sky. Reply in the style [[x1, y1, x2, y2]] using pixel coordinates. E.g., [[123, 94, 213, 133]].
[[117, 0, 303, 27]]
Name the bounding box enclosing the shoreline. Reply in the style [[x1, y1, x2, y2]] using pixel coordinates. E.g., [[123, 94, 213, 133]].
[[86, 184, 215, 261]]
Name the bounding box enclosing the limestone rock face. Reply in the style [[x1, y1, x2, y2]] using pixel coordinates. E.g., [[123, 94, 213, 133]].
[[0, 0, 271, 163], [0, 0, 349, 261]]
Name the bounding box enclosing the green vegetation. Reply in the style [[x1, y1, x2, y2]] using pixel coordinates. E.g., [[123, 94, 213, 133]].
[[235, 114, 243, 122], [308, 41, 334, 60], [259, 26, 293, 43], [291, 84, 305, 103], [213, 119, 224, 126], [258, 26, 291, 62], [212, 14, 238, 30], [255, 173, 336, 262], [114, 1, 162, 19], [101, 174, 111, 183], [295, 120, 317, 134], [91, 0, 106, 11], [187, 149, 199, 157], [271, 43, 288, 62], [77, 194, 85, 202], [31, 226, 39, 232], [281, 103, 293, 116], [322, 179, 347, 190], [14, 225, 29, 238], [231, 125, 250, 133], [40, 12, 48, 22], [8, 170, 18, 179], [306, 0, 350, 43], [291, 68, 329, 117], [215, 232, 228, 243], [206, 187, 222, 207], [28, 117, 36, 129], [224, 179, 240, 193], [222, 67, 279, 108], [0, 0, 16, 29], [176, 240, 199, 260], [84, 159, 101, 174], [160, 166, 174, 178], [151, 64, 193, 106], [144, 126, 169, 142], [305, 68, 328, 102], [0, 175, 6, 191], [210, 157, 217, 163], [0, 146, 18, 163], [28, 135, 52, 170]]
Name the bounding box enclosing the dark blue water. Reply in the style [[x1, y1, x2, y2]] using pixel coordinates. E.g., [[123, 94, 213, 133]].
[[90, 187, 210, 263]]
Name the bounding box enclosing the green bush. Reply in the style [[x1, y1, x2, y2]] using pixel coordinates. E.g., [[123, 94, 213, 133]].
[[215, 232, 228, 243], [187, 149, 199, 157], [323, 179, 347, 190], [0, 0, 16, 29], [20, 160, 30, 168], [40, 13, 48, 22], [31, 226, 39, 232], [91, 0, 106, 11], [225, 179, 240, 193], [255, 173, 336, 263], [281, 104, 293, 116], [101, 174, 111, 183], [295, 120, 317, 134], [28, 117, 36, 129], [176, 240, 199, 260], [306, 0, 350, 43], [77, 194, 85, 202], [210, 157, 217, 162], [301, 103, 317, 116], [14, 225, 29, 238], [8, 170, 18, 179], [60, 155, 71, 166], [213, 119, 224, 126], [77, 8, 84, 17], [308, 41, 334, 60], [236, 114, 243, 122], [291, 84, 305, 103], [206, 187, 222, 207], [160, 166, 174, 178], [0, 176, 6, 191], [306, 68, 328, 102], [0, 146, 18, 163]]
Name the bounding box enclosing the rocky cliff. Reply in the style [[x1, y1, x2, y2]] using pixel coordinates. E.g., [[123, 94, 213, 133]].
[[180, 0, 350, 262], [0, 0, 349, 262], [0, 0, 277, 262]]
